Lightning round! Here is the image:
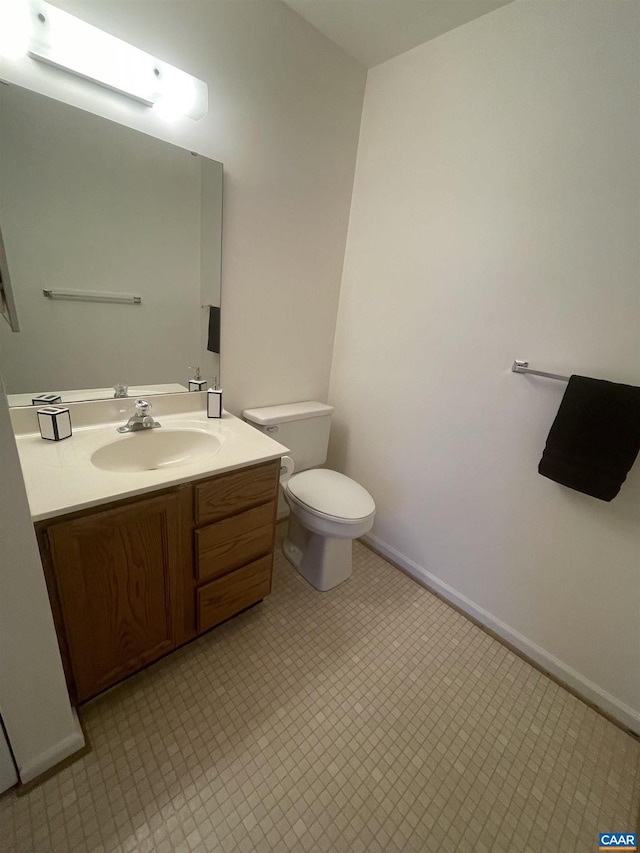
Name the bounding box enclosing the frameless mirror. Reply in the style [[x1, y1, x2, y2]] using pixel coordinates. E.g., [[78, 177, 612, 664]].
[[0, 82, 222, 406]]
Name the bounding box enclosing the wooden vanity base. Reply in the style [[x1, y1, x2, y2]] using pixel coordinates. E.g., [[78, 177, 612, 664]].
[[36, 460, 280, 704]]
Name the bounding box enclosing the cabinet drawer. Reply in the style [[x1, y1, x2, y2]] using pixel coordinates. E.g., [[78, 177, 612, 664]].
[[196, 503, 274, 581], [197, 556, 272, 632], [195, 461, 279, 525]]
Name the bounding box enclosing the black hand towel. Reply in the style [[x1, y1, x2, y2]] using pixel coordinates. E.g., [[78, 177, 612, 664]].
[[538, 375, 640, 501], [207, 305, 220, 353]]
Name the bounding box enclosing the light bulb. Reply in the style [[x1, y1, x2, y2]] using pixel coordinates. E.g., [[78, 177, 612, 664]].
[[152, 65, 195, 121], [0, 0, 31, 60]]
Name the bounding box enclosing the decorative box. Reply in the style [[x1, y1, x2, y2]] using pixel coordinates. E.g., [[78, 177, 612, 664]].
[[32, 393, 62, 406], [37, 406, 72, 441], [207, 388, 223, 418]]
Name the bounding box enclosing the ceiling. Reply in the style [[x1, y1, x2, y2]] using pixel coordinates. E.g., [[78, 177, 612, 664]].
[[281, 0, 514, 68]]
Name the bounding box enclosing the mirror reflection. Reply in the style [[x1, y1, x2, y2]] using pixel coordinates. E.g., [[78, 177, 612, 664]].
[[0, 82, 222, 406]]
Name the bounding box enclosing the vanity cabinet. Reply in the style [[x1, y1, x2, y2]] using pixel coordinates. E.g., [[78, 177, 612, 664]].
[[36, 459, 279, 704]]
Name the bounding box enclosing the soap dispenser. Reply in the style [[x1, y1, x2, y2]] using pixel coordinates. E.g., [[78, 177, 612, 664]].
[[207, 377, 223, 418], [188, 367, 207, 392]]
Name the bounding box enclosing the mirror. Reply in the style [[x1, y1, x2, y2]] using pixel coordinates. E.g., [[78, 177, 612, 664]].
[[0, 82, 222, 406]]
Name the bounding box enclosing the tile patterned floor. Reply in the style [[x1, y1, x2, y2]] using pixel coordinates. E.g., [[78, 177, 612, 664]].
[[1, 531, 639, 853]]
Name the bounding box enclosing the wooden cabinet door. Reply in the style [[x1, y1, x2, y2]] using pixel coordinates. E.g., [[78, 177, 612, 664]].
[[47, 492, 180, 702]]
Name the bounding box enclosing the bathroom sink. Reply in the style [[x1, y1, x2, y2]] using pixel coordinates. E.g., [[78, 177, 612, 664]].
[[90, 428, 223, 473]]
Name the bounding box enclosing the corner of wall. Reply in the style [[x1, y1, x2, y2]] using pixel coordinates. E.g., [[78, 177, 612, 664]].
[[0, 372, 85, 782]]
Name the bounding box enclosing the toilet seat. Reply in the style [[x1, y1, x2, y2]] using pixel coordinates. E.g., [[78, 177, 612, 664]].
[[285, 469, 375, 541], [285, 491, 375, 540], [286, 469, 375, 522]]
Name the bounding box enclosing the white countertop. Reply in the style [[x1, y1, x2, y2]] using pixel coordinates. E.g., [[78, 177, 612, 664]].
[[16, 408, 289, 522]]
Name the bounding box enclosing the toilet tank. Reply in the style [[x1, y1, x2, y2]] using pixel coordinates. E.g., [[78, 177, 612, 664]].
[[243, 401, 334, 472]]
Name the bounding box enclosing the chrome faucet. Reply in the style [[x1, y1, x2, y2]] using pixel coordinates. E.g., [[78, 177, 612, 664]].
[[117, 399, 161, 433]]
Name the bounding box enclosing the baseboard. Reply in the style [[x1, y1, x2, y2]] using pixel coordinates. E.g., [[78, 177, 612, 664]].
[[18, 709, 86, 785], [363, 533, 640, 737]]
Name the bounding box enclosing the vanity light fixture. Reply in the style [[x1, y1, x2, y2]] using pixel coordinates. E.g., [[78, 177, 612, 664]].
[[0, 0, 208, 120]]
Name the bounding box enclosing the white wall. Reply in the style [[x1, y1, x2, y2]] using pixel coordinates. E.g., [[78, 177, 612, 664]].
[[0, 376, 84, 782], [0, 0, 366, 412], [329, 0, 640, 729], [0, 0, 364, 779]]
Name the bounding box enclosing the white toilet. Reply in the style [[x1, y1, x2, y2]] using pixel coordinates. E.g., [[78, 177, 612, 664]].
[[243, 401, 375, 591]]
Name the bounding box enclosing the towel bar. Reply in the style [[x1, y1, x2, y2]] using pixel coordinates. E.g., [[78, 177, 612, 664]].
[[512, 361, 570, 383], [43, 289, 141, 305]]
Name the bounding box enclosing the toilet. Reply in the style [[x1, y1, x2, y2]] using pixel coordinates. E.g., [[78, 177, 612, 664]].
[[242, 401, 375, 591]]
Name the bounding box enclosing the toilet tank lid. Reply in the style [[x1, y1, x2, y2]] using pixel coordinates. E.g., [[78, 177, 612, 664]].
[[243, 401, 334, 426]]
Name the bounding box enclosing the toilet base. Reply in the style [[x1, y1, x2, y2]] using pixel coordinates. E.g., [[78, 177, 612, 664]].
[[283, 514, 353, 591]]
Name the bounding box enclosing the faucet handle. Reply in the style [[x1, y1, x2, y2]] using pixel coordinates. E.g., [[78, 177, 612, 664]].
[[134, 399, 151, 416]]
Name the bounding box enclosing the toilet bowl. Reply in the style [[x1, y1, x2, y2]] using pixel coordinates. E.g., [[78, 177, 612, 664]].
[[242, 401, 376, 592], [283, 469, 375, 590]]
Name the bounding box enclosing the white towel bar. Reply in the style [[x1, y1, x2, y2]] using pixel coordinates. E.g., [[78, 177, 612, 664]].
[[512, 360, 570, 382]]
